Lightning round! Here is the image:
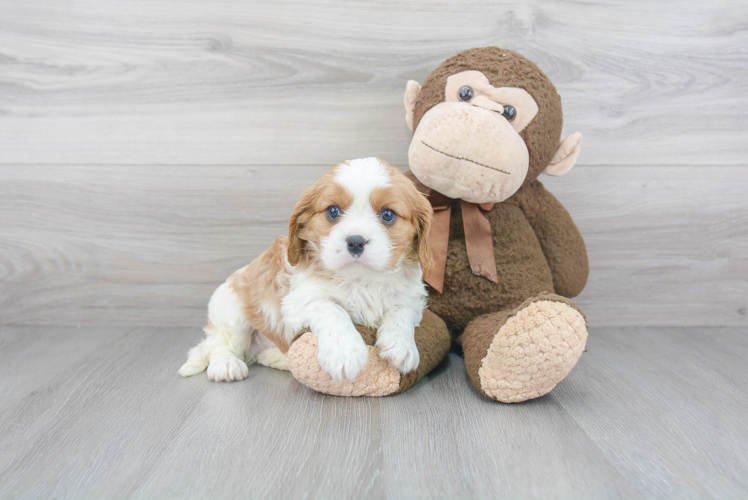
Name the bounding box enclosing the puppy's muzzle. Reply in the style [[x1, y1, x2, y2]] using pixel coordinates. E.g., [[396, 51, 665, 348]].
[[346, 235, 368, 257]]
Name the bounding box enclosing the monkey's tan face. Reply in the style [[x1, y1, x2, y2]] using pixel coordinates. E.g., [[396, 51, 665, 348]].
[[407, 71, 539, 204]]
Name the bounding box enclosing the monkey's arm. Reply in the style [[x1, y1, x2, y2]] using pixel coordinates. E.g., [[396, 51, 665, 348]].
[[514, 180, 589, 298]]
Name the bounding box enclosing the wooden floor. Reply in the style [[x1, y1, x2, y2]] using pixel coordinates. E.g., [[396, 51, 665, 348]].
[[0, 325, 746, 499]]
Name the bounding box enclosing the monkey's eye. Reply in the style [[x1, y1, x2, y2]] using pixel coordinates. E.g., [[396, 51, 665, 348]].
[[326, 205, 341, 221], [502, 105, 516, 122], [458, 86, 474, 102], [380, 208, 396, 224]]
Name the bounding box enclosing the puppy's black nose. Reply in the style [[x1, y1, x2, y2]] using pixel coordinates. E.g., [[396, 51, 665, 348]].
[[346, 235, 367, 256]]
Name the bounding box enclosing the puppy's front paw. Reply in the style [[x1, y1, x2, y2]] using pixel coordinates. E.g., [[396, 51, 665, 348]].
[[376, 330, 420, 374], [207, 353, 249, 382], [317, 329, 369, 382]]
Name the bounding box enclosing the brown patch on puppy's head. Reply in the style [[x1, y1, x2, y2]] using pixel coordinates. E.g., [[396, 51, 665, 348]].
[[370, 164, 434, 277], [287, 170, 353, 266]]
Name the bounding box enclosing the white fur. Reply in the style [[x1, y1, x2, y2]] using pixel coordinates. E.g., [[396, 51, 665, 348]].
[[256, 347, 289, 370], [179, 281, 259, 381], [281, 256, 426, 380], [180, 158, 427, 383], [320, 158, 393, 273]]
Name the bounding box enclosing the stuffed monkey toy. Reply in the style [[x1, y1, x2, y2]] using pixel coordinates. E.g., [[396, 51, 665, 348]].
[[289, 47, 588, 402], [402, 47, 589, 402]]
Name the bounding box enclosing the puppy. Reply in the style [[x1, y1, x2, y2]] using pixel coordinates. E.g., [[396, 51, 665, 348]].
[[179, 158, 434, 382]]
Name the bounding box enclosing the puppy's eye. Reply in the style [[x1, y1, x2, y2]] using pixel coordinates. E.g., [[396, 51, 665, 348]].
[[458, 86, 474, 102], [380, 208, 396, 224], [502, 105, 516, 122], [326, 205, 340, 221]]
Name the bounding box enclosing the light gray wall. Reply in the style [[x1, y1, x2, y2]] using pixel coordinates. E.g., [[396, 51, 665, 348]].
[[1, 0, 746, 327]]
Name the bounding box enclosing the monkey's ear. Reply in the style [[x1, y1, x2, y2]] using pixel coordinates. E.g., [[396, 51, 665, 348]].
[[543, 133, 582, 177], [404, 80, 422, 132]]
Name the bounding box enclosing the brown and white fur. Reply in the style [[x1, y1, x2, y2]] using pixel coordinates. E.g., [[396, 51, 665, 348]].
[[179, 158, 434, 382]]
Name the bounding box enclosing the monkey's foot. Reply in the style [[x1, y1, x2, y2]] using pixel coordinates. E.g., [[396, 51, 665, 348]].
[[288, 333, 401, 396], [461, 295, 588, 403], [288, 310, 450, 397]]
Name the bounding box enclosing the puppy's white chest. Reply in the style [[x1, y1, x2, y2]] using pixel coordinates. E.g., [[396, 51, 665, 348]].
[[337, 280, 394, 328]]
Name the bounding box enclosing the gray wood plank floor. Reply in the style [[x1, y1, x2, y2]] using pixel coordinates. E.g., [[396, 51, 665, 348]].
[[0, 326, 746, 500]]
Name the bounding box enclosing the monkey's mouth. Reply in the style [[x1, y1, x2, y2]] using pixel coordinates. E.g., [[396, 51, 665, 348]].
[[420, 141, 510, 175]]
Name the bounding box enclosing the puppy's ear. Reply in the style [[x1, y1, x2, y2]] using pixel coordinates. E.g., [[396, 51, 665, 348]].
[[287, 186, 316, 266], [412, 190, 434, 278]]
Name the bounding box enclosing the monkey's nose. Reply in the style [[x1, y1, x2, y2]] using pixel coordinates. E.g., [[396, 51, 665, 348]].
[[346, 235, 368, 256]]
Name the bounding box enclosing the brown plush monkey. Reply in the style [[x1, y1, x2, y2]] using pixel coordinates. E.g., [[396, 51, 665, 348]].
[[289, 47, 588, 402], [403, 47, 589, 402]]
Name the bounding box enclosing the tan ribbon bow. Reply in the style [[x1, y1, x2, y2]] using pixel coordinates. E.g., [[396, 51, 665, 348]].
[[425, 191, 498, 293]]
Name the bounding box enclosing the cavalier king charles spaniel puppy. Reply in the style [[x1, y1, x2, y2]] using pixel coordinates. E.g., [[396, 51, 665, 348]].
[[179, 158, 434, 383]]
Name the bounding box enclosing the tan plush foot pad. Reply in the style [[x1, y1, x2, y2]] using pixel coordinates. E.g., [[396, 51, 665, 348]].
[[479, 298, 588, 403], [288, 334, 401, 397], [287, 310, 450, 397]]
